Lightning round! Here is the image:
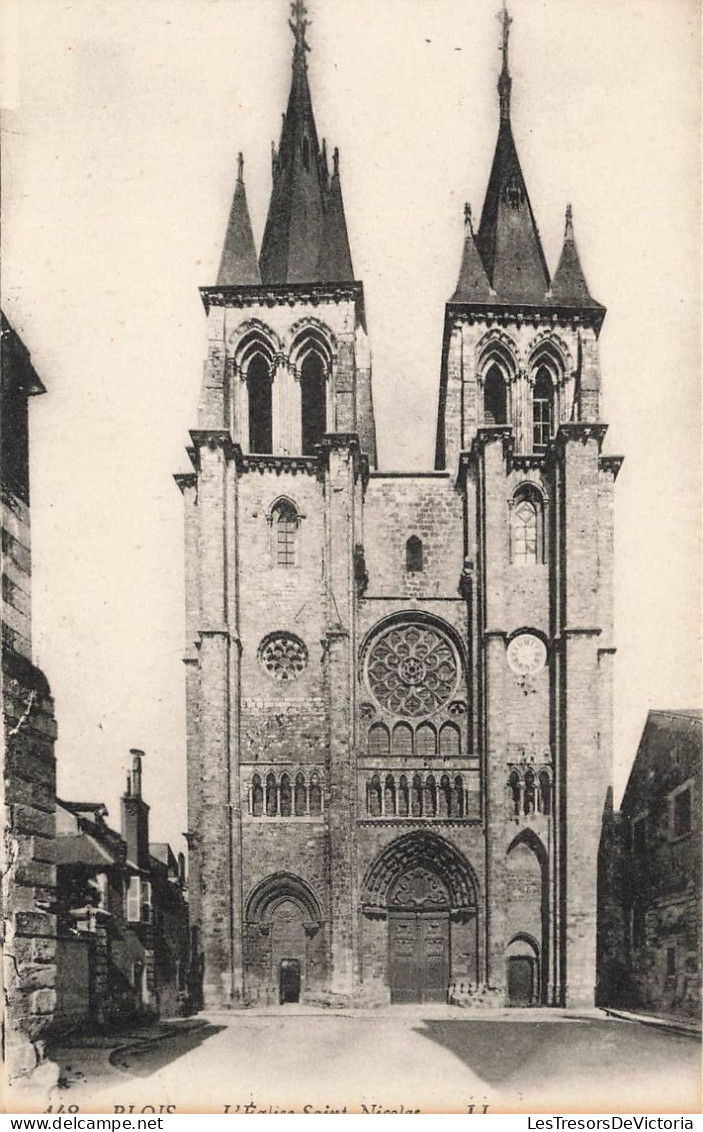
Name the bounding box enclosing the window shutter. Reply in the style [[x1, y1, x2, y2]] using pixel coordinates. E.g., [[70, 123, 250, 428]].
[[126, 876, 140, 922], [141, 880, 152, 924]]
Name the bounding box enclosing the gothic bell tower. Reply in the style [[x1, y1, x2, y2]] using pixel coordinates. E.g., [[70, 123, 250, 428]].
[[435, 5, 622, 1007], [178, 0, 375, 1007]]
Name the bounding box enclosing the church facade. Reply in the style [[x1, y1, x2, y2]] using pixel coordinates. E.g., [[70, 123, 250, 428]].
[[177, 2, 621, 1010]]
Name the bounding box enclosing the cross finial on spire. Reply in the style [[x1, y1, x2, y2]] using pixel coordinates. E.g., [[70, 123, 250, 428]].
[[499, 1, 512, 74], [464, 202, 473, 233], [565, 203, 574, 240], [237, 152, 244, 183], [289, 0, 311, 57], [497, 2, 513, 122]]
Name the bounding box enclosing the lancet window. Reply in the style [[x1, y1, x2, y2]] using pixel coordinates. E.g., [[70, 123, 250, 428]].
[[300, 352, 326, 455], [247, 353, 273, 454]]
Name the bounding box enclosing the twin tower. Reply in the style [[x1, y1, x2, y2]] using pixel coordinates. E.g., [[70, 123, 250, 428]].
[[177, 1, 621, 1009]]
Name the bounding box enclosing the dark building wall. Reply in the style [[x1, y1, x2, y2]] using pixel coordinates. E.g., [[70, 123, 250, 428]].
[[605, 711, 701, 1018], [2, 646, 58, 1081], [1, 316, 58, 1086]]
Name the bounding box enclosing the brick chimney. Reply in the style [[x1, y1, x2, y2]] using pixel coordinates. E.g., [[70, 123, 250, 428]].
[[121, 749, 150, 870]]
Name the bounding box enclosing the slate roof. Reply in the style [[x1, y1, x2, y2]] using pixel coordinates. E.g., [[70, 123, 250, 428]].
[[217, 155, 261, 286], [258, 7, 354, 285], [451, 205, 493, 302], [475, 117, 550, 304], [550, 206, 602, 309]]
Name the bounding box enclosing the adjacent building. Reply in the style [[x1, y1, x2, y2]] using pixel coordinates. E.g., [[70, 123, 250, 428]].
[[177, 3, 621, 1009], [54, 751, 190, 1030], [599, 711, 701, 1019], [1, 313, 59, 1085]]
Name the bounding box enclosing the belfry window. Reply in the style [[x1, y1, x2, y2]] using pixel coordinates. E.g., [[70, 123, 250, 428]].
[[301, 352, 326, 455], [484, 364, 507, 425], [406, 536, 423, 573], [533, 367, 554, 451], [247, 354, 273, 454]]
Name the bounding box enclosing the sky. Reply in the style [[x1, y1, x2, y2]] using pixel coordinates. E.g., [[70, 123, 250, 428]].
[[1, 0, 700, 852]]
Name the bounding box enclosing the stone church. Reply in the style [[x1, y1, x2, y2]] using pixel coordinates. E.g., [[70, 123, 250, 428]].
[[177, 1, 621, 1010]]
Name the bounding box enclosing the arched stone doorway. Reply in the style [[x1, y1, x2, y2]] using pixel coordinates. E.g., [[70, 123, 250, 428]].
[[506, 934, 540, 1006], [361, 832, 479, 1005], [505, 830, 549, 1005], [244, 873, 326, 1005]]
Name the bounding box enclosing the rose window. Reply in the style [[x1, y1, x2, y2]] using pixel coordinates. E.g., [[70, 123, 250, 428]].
[[258, 633, 308, 681], [366, 623, 458, 717]]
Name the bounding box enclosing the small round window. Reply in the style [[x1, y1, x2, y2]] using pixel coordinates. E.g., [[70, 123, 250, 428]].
[[258, 632, 308, 682]]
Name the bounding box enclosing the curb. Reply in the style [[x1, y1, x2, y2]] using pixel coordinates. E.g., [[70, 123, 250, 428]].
[[601, 1007, 701, 1039], [108, 1020, 209, 1067]]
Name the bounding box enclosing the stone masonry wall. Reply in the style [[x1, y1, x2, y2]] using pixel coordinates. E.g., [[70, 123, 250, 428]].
[[2, 648, 58, 1087]]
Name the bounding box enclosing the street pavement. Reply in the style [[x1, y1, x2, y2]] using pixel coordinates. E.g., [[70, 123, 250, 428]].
[[40, 1008, 701, 1115]]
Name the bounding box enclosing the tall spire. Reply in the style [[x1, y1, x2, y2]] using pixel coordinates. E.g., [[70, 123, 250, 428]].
[[217, 153, 261, 286], [551, 205, 602, 308], [259, 2, 355, 285], [474, 5, 550, 303]]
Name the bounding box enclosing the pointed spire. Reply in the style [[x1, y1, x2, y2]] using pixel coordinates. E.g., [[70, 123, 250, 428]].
[[451, 203, 492, 302], [259, 1, 355, 284], [317, 147, 354, 282], [475, 6, 550, 303], [217, 152, 261, 286], [551, 205, 602, 308]]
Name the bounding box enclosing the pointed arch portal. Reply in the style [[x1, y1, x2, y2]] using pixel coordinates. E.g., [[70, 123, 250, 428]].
[[362, 832, 479, 1004], [243, 873, 327, 1005]]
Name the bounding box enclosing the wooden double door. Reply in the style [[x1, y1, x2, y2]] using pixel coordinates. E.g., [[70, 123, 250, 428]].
[[389, 910, 450, 1003]]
